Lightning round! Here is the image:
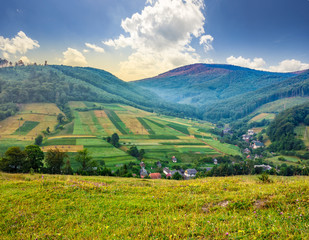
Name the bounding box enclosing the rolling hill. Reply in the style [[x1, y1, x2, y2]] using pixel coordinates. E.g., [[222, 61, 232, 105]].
[[133, 64, 309, 122], [0, 101, 240, 171], [0, 65, 198, 121]]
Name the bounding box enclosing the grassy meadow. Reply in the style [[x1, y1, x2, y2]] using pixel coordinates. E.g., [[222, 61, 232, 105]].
[[0, 101, 241, 170], [0, 173, 308, 239]]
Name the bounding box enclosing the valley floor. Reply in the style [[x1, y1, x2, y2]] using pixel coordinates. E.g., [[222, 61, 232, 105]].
[[0, 173, 308, 239]]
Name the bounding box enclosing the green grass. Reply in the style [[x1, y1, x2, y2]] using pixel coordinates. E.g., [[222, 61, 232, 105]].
[[148, 135, 179, 139], [13, 121, 40, 135], [104, 110, 129, 134], [73, 112, 85, 135], [43, 138, 77, 146], [89, 111, 105, 135], [253, 97, 309, 114], [0, 139, 32, 155], [0, 174, 308, 239], [166, 122, 190, 135], [265, 156, 301, 166], [161, 142, 206, 145], [145, 118, 165, 128], [194, 134, 212, 139], [178, 147, 219, 154], [137, 117, 155, 134], [202, 138, 241, 155]]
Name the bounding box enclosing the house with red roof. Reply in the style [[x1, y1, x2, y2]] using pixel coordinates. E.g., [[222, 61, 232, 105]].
[[149, 173, 161, 179]]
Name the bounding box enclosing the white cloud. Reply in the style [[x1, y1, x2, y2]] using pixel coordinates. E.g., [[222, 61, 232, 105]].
[[2, 52, 9, 59], [85, 43, 105, 53], [199, 35, 213, 52], [226, 56, 266, 70], [19, 56, 31, 64], [103, 0, 212, 80], [269, 59, 309, 72], [62, 48, 87, 66], [0, 31, 39, 56], [226, 56, 309, 73]]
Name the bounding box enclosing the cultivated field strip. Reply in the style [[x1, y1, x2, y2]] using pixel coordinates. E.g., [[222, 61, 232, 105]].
[[104, 109, 130, 134]]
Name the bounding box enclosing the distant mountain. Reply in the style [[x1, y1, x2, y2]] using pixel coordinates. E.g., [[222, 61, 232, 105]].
[[134, 63, 295, 106], [0, 65, 198, 121], [133, 63, 309, 121]]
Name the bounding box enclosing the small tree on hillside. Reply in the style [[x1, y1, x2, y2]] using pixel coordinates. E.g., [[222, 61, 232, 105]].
[[127, 146, 139, 158], [75, 148, 96, 172], [45, 148, 68, 174], [35, 134, 43, 146], [111, 133, 120, 148], [57, 113, 65, 124], [0, 147, 26, 173], [172, 172, 183, 180], [24, 145, 44, 172]]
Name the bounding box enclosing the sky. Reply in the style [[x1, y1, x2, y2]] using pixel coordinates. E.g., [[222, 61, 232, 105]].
[[0, 0, 309, 81]]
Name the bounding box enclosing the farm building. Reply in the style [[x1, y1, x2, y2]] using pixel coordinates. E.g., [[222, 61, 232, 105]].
[[149, 173, 161, 179], [251, 141, 264, 149], [184, 169, 197, 179], [140, 168, 148, 178], [254, 164, 272, 171], [163, 167, 171, 175]]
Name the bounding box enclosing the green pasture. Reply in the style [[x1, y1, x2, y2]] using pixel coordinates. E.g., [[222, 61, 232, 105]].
[[1, 174, 308, 239], [13, 121, 39, 135]]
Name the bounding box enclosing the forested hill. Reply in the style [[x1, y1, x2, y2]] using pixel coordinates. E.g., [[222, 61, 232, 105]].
[[133, 63, 309, 122], [0, 65, 198, 120], [267, 102, 309, 151], [133, 63, 295, 106], [203, 70, 309, 121]]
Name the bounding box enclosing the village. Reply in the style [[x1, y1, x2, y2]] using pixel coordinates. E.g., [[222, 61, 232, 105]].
[[138, 128, 272, 180]]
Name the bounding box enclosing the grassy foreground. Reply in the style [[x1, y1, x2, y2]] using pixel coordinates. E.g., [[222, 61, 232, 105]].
[[0, 173, 308, 239]]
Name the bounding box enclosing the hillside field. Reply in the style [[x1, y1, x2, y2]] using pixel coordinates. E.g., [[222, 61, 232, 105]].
[[249, 97, 309, 123], [0, 102, 240, 170], [0, 173, 308, 239]]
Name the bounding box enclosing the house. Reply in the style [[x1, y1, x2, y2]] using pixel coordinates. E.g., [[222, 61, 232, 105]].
[[243, 148, 251, 154], [223, 128, 232, 135], [205, 167, 213, 172], [156, 161, 162, 168], [149, 173, 161, 179], [140, 168, 148, 178], [163, 167, 171, 175], [242, 134, 251, 142], [140, 161, 145, 168], [254, 164, 272, 171], [184, 169, 198, 178], [254, 154, 263, 159], [248, 129, 255, 136], [213, 158, 218, 165], [251, 141, 264, 149], [171, 156, 177, 163]]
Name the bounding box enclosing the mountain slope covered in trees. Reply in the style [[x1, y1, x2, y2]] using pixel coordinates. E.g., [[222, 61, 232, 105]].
[[0, 65, 198, 121], [134, 64, 309, 122], [267, 102, 309, 151]]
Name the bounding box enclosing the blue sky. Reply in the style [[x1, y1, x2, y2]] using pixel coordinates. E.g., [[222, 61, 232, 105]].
[[0, 0, 309, 80]]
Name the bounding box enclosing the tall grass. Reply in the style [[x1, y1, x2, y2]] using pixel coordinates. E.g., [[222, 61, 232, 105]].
[[0, 174, 308, 239]]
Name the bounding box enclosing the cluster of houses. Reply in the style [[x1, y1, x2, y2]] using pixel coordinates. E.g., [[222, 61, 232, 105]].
[[138, 155, 220, 180], [139, 165, 199, 180], [242, 129, 264, 149], [139, 154, 203, 179]]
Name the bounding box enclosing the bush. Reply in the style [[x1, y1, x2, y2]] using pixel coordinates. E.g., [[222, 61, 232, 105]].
[[258, 172, 273, 183]]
